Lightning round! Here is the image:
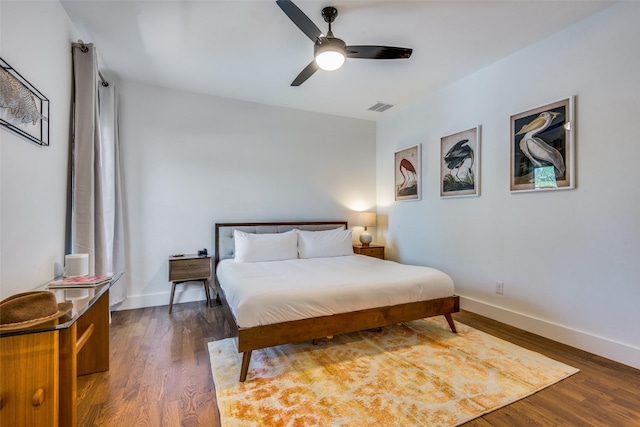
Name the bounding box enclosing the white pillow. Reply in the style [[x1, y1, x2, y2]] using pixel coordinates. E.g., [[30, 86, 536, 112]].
[[296, 228, 354, 259], [234, 230, 298, 263]]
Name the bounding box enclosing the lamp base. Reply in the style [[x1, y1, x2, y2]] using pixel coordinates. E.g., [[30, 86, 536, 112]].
[[359, 233, 373, 246]]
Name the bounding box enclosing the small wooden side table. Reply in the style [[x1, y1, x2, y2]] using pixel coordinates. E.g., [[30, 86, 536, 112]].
[[168, 254, 212, 313], [353, 244, 385, 259]]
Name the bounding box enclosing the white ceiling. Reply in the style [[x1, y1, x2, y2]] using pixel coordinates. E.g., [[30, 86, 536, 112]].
[[61, 0, 614, 121]]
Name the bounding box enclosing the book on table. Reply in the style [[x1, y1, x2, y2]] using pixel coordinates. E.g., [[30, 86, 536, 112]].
[[49, 275, 112, 288]]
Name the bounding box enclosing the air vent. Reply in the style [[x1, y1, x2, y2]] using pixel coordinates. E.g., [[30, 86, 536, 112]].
[[367, 102, 394, 112]]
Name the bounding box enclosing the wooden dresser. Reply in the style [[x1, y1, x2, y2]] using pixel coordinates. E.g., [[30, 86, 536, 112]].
[[353, 244, 385, 259], [0, 273, 123, 427]]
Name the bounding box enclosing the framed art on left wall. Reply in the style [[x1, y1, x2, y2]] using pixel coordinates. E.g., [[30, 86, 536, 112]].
[[0, 57, 50, 146], [395, 144, 421, 201]]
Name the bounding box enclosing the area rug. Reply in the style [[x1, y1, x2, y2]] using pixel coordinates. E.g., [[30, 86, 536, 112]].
[[208, 317, 579, 426]]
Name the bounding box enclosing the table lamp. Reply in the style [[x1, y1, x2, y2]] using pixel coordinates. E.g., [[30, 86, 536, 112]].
[[355, 212, 376, 246]]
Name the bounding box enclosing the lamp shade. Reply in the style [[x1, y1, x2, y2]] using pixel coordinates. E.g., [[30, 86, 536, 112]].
[[355, 212, 377, 228], [314, 37, 346, 71], [315, 50, 345, 71]]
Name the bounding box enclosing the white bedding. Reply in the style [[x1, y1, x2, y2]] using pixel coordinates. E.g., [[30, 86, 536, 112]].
[[216, 255, 455, 328]]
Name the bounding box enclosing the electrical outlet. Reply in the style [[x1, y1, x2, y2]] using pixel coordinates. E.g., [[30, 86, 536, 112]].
[[495, 281, 504, 295]]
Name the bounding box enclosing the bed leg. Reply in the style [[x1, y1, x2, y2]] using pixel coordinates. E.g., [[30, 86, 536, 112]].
[[239, 351, 252, 382], [444, 313, 457, 333]]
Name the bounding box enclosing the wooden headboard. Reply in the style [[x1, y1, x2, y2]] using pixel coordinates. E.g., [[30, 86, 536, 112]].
[[214, 221, 348, 267]]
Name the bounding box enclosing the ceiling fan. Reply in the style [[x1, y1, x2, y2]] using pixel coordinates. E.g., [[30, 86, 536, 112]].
[[276, 0, 413, 86]]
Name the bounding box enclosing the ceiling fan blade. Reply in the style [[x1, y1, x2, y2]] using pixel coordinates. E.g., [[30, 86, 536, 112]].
[[291, 60, 319, 86], [276, 0, 324, 44], [346, 46, 413, 60]]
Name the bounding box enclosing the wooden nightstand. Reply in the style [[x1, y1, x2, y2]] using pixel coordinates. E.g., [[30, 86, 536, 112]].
[[353, 245, 385, 259], [168, 254, 212, 313]]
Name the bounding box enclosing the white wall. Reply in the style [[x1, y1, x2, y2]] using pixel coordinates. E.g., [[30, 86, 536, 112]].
[[117, 81, 376, 310], [376, 2, 640, 369], [0, 1, 76, 299]]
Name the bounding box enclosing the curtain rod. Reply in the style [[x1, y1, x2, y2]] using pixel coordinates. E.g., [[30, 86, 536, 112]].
[[73, 40, 109, 87]]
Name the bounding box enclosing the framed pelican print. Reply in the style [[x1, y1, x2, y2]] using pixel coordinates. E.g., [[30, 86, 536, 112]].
[[440, 126, 480, 197], [395, 144, 421, 201], [510, 97, 575, 192]]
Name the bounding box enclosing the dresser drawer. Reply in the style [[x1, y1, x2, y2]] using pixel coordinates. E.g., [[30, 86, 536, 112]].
[[1, 332, 58, 427], [169, 257, 211, 282]]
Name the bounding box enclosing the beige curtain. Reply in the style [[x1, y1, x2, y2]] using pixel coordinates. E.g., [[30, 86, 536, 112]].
[[71, 43, 126, 306]]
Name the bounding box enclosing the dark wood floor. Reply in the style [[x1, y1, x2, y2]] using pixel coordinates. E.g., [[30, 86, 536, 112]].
[[77, 301, 640, 426]]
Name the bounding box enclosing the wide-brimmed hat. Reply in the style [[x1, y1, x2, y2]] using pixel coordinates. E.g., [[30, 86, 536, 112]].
[[0, 291, 73, 332]]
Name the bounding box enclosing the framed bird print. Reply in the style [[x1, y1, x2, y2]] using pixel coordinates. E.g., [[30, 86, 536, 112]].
[[510, 97, 575, 192], [395, 144, 421, 201], [440, 126, 480, 197]]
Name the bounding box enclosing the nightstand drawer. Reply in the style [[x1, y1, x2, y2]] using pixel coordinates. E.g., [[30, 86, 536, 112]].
[[353, 245, 384, 259], [169, 257, 211, 282]]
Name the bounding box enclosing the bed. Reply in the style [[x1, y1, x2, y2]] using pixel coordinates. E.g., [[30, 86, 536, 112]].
[[214, 221, 460, 382]]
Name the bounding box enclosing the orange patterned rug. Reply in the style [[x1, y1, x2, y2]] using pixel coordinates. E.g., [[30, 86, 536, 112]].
[[208, 317, 578, 426]]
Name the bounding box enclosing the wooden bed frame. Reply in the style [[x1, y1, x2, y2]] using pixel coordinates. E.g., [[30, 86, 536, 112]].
[[214, 221, 460, 382]]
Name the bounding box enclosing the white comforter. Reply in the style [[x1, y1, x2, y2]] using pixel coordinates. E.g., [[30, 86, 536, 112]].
[[216, 255, 454, 328]]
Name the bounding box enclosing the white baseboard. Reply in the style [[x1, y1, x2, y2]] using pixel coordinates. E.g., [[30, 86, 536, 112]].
[[460, 295, 640, 370], [114, 286, 209, 311]]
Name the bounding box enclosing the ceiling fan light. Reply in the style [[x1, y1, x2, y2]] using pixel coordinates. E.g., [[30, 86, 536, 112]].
[[316, 51, 345, 71], [315, 50, 345, 71]]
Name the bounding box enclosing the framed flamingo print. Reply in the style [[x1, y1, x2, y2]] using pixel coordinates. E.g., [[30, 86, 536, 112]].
[[510, 97, 575, 192], [441, 126, 480, 198], [395, 144, 421, 201]]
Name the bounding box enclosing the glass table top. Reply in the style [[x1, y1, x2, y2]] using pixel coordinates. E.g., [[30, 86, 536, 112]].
[[0, 272, 124, 337]]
